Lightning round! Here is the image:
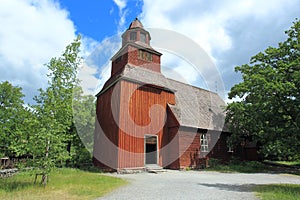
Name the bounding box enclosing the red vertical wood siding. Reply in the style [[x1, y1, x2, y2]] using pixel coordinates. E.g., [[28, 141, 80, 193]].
[[93, 80, 232, 170], [207, 131, 232, 162], [111, 45, 161, 77], [127, 46, 161, 71], [163, 107, 180, 169], [176, 128, 232, 169], [111, 47, 129, 76], [117, 80, 175, 169], [177, 128, 200, 169], [93, 83, 121, 170]]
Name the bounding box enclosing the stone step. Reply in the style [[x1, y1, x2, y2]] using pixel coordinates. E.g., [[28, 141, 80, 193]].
[[145, 164, 167, 173]]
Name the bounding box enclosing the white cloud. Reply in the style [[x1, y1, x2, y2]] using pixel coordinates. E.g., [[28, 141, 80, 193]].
[[113, 0, 128, 32], [161, 52, 200, 84], [142, 0, 297, 56], [79, 35, 121, 95], [0, 0, 76, 102], [140, 0, 300, 100], [80, 36, 101, 59], [113, 0, 127, 11], [77, 62, 100, 95]]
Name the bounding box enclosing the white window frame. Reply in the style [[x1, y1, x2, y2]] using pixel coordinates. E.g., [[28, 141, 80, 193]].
[[201, 134, 209, 152], [130, 31, 137, 41], [228, 146, 234, 153]]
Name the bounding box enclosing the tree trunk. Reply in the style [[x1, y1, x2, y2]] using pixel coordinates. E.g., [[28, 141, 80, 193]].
[[41, 173, 47, 186], [42, 140, 50, 186], [66, 141, 71, 167]]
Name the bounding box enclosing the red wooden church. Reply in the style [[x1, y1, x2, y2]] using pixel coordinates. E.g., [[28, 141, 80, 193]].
[[93, 18, 231, 171]]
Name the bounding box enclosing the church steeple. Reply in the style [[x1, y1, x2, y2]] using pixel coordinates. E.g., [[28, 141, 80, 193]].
[[122, 18, 150, 46], [111, 18, 162, 76]]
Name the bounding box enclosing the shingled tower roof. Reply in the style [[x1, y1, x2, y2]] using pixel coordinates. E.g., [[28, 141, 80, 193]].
[[128, 17, 144, 29]]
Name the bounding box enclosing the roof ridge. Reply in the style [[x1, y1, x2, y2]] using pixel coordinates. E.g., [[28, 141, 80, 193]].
[[165, 77, 218, 95], [124, 65, 220, 96]]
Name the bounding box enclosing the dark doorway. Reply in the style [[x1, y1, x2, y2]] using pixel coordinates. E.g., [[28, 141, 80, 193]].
[[145, 135, 157, 164]]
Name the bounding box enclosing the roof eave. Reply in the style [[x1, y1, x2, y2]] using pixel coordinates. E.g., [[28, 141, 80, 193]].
[[111, 43, 162, 61], [96, 76, 175, 97]]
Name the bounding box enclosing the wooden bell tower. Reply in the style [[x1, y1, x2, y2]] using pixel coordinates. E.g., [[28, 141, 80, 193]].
[[110, 18, 162, 76]]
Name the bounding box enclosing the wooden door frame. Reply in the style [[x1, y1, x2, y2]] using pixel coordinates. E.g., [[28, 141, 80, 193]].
[[144, 134, 158, 165]]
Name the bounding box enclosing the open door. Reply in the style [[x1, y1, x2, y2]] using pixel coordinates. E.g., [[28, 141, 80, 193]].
[[145, 135, 158, 165]]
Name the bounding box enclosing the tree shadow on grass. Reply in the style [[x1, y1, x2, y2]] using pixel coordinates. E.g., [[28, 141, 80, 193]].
[[266, 165, 300, 176]]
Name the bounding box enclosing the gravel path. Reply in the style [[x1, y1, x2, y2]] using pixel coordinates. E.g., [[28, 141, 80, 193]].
[[98, 170, 300, 200]]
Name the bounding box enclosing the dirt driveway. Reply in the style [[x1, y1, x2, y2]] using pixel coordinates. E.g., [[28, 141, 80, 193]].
[[98, 170, 300, 200]]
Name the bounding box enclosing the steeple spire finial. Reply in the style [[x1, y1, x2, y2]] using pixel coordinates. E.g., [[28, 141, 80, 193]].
[[128, 17, 144, 29]]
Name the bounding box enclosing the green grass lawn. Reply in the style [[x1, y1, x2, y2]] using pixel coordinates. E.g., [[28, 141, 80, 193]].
[[0, 168, 127, 200], [255, 184, 300, 200]]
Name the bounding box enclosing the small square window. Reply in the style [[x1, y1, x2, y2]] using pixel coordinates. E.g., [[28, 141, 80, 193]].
[[130, 32, 137, 41], [140, 32, 146, 43], [138, 50, 143, 59], [147, 52, 152, 61], [115, 56, 122, 63], [138, 50, 152, 62], [228, 144, 234, 152]]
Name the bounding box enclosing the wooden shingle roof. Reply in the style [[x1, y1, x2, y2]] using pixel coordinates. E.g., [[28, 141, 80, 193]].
[[166, 79, 226, 131]]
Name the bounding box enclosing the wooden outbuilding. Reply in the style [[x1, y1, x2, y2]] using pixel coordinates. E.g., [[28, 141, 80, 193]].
[[93, 18, 231, 171]]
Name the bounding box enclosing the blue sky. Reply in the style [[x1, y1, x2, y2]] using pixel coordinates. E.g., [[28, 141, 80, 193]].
[[59, 0, 143, 40], [0, 0, 300, 103]]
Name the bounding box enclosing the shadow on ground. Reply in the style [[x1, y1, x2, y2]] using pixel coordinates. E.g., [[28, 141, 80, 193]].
[[198, 183, 257, 193]]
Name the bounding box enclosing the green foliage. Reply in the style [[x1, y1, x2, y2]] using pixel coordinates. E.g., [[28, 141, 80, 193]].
[[27, 36, 87, 182], [69, 86, 96, 168], [0, 168, 127, 200], [34, 35, 81, 131], [207, 158, 221, 167], [0, 36, 96, 176], [226, 19, 300, 161], [0, 81, 31, 158], [206, 159, 268, 173], [255, 184, 300, 200], [72, 86, 96, 154]]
